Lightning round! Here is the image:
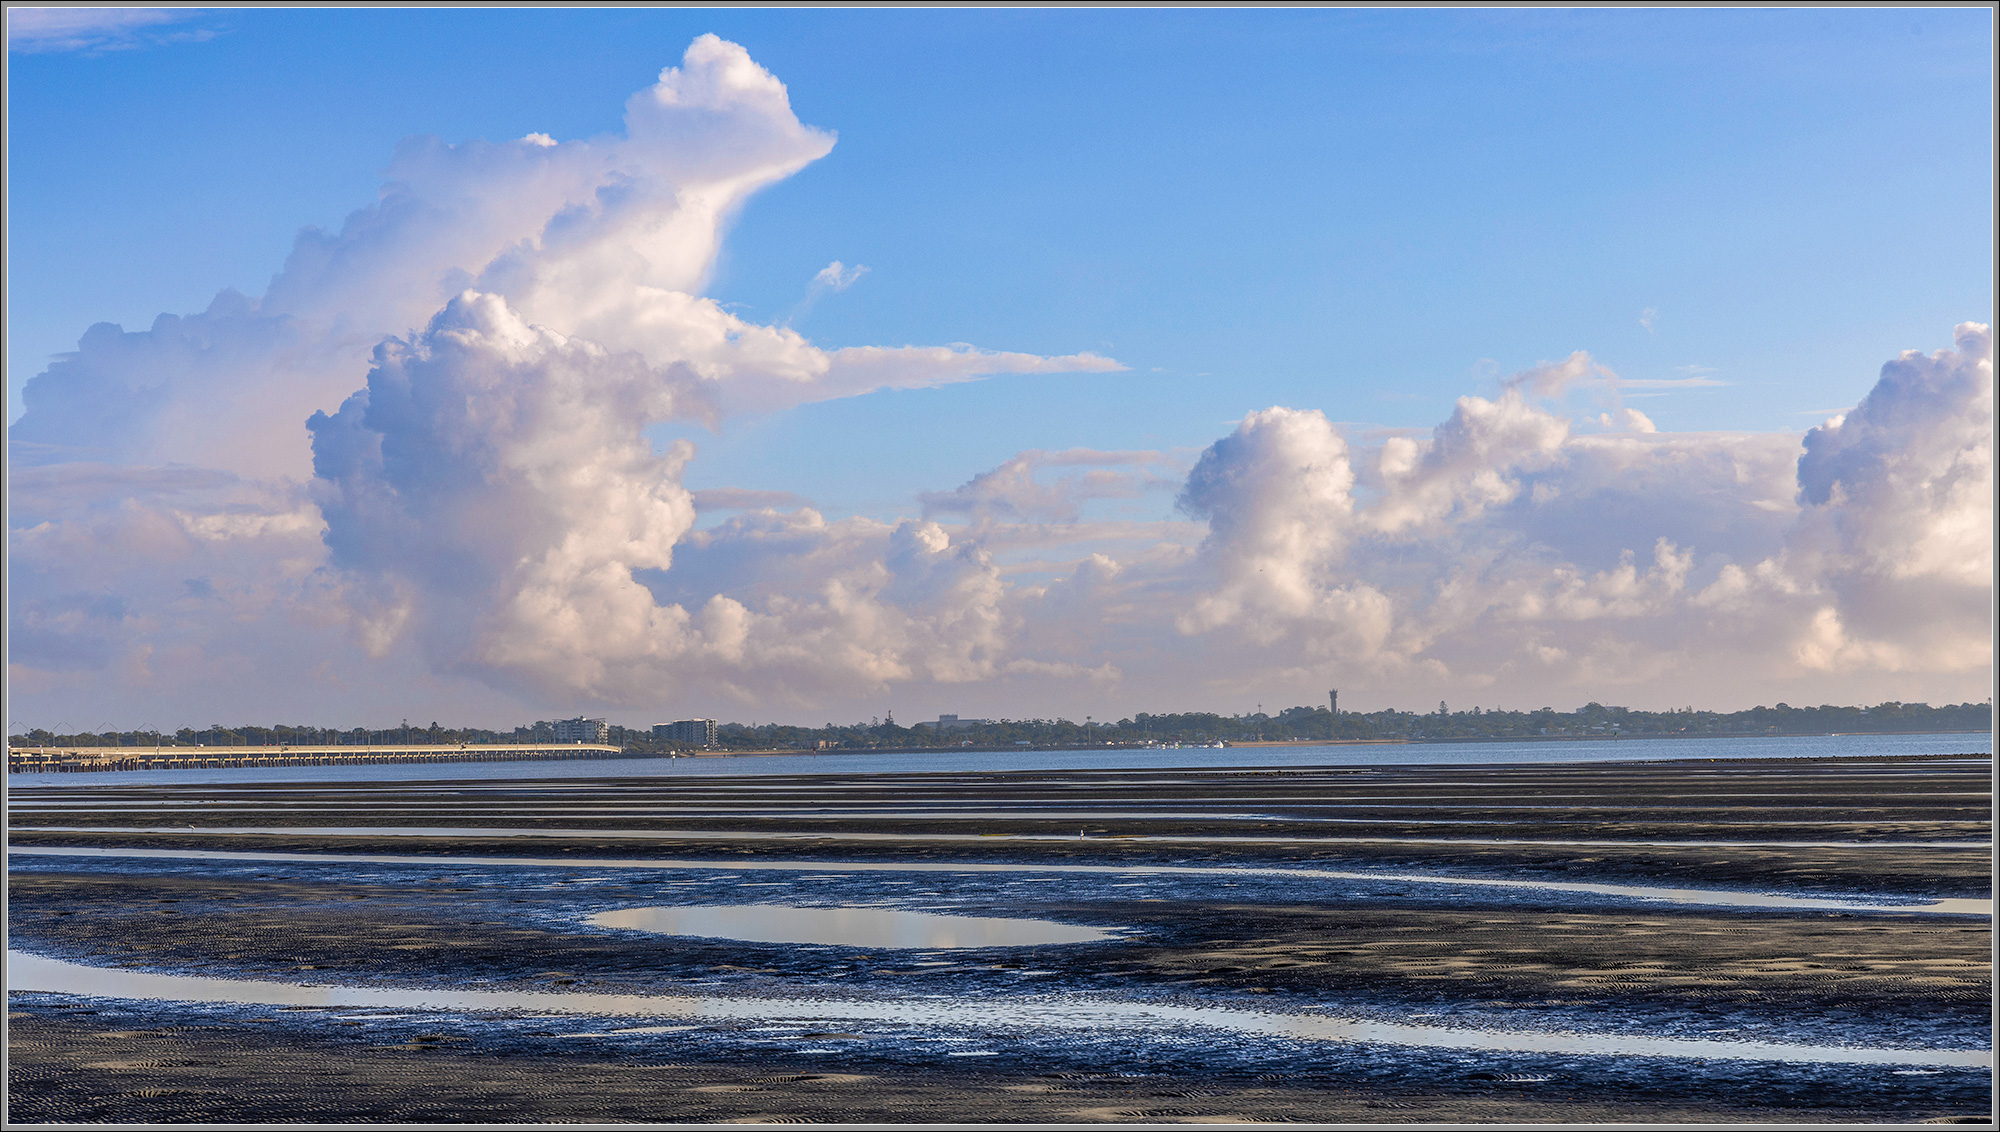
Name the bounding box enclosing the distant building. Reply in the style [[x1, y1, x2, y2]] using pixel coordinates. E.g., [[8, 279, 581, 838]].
[[931, 714, 989, 731], [655, 718, 718, 748], [553, 717, 609, 744]]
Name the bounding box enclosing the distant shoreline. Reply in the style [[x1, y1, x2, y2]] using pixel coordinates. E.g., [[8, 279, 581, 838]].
[[11, 730, 1986, 777], [680, 729, 1993, 760]]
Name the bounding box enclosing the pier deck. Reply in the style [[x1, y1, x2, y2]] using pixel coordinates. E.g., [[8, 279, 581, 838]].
[[5, 743, 626, 773]]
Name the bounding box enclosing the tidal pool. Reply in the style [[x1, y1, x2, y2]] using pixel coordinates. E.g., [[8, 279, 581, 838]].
[[7, 951, 1989, 1069], [588, 904, 1116, 948]]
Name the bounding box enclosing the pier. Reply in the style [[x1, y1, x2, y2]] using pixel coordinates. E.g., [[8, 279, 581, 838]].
[[6, 743, 627, 774]]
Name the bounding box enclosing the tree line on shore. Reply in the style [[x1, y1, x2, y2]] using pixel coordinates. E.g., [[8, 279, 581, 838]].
[[10, 699, 1991, 752]]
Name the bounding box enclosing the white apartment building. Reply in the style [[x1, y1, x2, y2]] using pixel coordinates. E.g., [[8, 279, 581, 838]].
[[553, 717, 610, 744], [655, 718, 718, 748]]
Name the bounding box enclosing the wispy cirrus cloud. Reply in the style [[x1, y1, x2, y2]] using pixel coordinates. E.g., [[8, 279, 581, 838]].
[[692, 487, 815, 512], [921, 449, 1181, 524], [6, 7, 212, 54], [1614, 375, 1728, 389], [786, 260, 870, 325], [1498, 351, 1727, 396], [811, 261, 868, 292]]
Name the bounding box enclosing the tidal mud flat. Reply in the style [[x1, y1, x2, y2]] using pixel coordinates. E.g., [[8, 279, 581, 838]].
[[8, 753, 1992, 1123]]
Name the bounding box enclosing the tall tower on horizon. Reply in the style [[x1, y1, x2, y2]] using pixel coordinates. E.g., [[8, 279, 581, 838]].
[[1329, 689, 1338, 739]]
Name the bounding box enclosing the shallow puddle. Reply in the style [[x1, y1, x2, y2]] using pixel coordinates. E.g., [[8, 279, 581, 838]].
[[7, 951, 1987, 1069], [13, 846, 1991, 916], [588, 904, 1115, 948]]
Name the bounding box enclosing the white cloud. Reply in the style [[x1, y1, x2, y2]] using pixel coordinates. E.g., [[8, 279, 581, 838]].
[[6, 33, 1990, 724], [6, 8, 206, 54], [921, 449, 1177, 524], [1767, 321, 1993, 669], [1175, 408, 1375, 644], [6, 35, 1129, 719], [1369, 386, 1570, 534], [1141, 325, 1989, 707], [306, 292, 709, 683], [12, 318, 1989, 720], [725, 343, 1124, 417], [693, 487, 814, 512], [812, 261, 869, 291], [787, 260, 871, 323], [10, 35, 1110, 481], [1615, 375, 1728, 390], [1504, 350, 1616, 397]]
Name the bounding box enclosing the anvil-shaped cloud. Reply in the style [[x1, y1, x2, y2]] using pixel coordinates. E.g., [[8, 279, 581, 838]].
[[7, 37, 1990, 724]]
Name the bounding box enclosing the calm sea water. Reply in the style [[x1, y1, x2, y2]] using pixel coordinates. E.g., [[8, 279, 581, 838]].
[[7, 731, 1988, 789]]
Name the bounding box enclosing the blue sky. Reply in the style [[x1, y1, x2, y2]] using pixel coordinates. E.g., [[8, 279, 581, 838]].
[[13, 9, 1991, 505], [6, 9, 1993, 725]]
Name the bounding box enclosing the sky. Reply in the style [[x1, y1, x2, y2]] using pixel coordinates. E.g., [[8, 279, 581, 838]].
[[5, 8, 1993, 731]]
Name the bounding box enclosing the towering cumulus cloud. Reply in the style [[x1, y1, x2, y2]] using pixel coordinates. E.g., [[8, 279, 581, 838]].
[[1174, 408, 1389, 656], [7, 37, 1112, 718], [6, 35, 1990, 724], [306, 294, 708, 683], [1760, 322, 1992, 672]]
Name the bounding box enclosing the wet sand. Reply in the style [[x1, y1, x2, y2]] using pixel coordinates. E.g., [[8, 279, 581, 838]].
[[8, 753, 1992, 1123]]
